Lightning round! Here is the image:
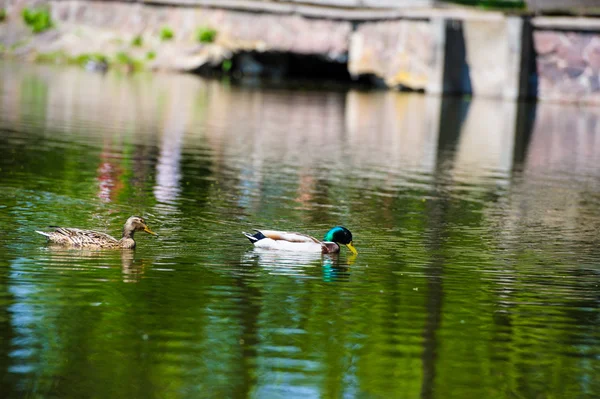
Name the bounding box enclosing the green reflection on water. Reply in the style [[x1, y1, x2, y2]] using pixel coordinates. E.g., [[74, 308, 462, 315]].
[[0, 61, 599, 399]]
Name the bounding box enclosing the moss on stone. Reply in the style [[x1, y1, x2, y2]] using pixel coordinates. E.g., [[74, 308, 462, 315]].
[[22, 7, 54, 33], [34, 51, 147, 73], [159, 27, 174, 41], [131, 35, 143, 47], [114, 51, 144, 71], [196, 27, 217, 43]]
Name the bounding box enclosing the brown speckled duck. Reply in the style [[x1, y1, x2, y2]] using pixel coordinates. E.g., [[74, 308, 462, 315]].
[[36, 216, 157, 249]]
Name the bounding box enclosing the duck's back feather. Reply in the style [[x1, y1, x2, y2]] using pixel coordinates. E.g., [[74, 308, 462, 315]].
[[36, 227, 120, 248], [257, 230, 320, 243]]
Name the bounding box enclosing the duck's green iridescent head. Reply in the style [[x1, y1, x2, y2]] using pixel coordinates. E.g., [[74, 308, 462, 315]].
[[323, 226, 358, 255]]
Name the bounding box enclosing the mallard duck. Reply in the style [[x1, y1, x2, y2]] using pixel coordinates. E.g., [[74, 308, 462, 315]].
[[36, 216, 157, 249], [243, 226, 357, 255]]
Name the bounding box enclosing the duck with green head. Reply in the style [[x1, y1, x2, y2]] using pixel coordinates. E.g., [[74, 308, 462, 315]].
[[243, 226, 357, 255]]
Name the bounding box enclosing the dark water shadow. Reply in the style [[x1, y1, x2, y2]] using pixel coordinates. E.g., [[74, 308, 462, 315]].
[[512, 100, 537, 171], [437, 96, 471, 159]]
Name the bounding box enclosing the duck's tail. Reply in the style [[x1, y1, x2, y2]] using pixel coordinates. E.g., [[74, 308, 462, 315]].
[[243, 230, 266, 243], [35, 230, 51, 238]]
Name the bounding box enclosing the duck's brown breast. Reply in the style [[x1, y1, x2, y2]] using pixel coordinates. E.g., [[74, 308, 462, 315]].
[[119, 238, 136, 249], [321, 242, 340, 254]]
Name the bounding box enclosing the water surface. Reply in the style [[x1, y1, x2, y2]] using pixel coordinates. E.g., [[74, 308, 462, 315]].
[[0, 62, 599, 398]]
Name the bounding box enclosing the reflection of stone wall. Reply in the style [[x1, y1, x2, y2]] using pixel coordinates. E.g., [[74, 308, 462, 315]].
[[453, 99, 517, 184], [534, 29, 600, 104], [526, 102, 600, 174], [505, 101, 600, 235]]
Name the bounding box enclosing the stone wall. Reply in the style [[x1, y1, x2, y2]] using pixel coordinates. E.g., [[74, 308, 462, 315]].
[[526, 0, 600, 14], [348, 20, 435, 90], [532, 18, 600, 103], [534, 30, 600, 103], [3, 0, 600, 103]]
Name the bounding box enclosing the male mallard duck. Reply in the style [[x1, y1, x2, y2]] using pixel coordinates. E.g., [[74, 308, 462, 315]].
[[36, 216, 157, 249], [243, 226, 357, 255]]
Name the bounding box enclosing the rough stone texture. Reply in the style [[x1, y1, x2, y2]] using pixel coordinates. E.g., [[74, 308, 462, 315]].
[[534, 30, 600, 104], [463, 20, 509, 98], [4, 0, 600, 103], [348, 20, 434, 90], [526, 0, 600, 14], [461, 16, 534, 100], [1, 0, 352, 71]]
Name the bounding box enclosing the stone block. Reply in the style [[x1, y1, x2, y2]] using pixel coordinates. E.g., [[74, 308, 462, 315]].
[[348, 19, 434, 90], [463, 19, 509, 98], [534, 29, 600, 103]]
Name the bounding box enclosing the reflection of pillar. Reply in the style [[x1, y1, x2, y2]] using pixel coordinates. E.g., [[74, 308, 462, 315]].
[[453, 99, 517, 185], [0, 269, 16, 397], [420, 209, 445, 399], [97, 141, 125, 203], [153, 87, 185, 208], [345, 91, 441, 178], [512, 101, 536, 168], [1, 63, 24, 127], [231, 277, 261, 398]]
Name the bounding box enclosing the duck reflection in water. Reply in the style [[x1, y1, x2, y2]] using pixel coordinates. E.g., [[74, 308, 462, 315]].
[[120, 250, 147, 283], [242, 249, 354, 282], [39, 247, 148, 283]]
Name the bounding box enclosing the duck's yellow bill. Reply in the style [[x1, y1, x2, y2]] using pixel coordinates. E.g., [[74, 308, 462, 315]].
[[144, 226, 158, 236], [346, 242, 358, 255]]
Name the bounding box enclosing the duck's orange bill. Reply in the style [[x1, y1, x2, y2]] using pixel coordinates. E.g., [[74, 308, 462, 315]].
[[346, 242, 358, 255], [144, 226, 158, 236]]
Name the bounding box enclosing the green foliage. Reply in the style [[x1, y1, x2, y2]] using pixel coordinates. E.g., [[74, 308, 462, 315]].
[[34, 50, 149, 72], [115, 51, 132, 64], [146, 51, 156, 60], [114, 51, 143, 71], [196, 27, 217, 43], [159, 27, 174, 41], [22, 7, 54, 33], [131, 35, 143, 47], [73, 53, 109, 66], [35, 51, 70, 64], [0, 8, 7, 23], [221, 59, 232, 73]]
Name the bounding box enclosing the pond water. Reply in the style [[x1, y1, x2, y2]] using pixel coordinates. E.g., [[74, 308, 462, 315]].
[[0, 61, 599, 398]]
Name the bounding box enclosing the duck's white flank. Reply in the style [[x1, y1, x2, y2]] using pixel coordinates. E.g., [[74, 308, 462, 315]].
[[252, 238, 324, 252]]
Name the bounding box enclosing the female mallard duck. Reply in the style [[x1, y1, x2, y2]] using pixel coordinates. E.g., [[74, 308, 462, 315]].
[[243, 226, 357, 255], [36, 216, 157, 249]]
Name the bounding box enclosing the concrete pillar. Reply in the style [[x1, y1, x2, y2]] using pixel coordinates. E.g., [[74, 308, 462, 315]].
[[426, 17, 446, 95], [504, 16, 535, 100]]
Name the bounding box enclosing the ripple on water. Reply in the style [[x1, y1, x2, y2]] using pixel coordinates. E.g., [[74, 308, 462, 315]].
[[1, 63, 600, 398]]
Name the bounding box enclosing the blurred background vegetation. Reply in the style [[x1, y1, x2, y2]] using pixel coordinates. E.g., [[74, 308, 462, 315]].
[[447, 0, 526, 9]]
